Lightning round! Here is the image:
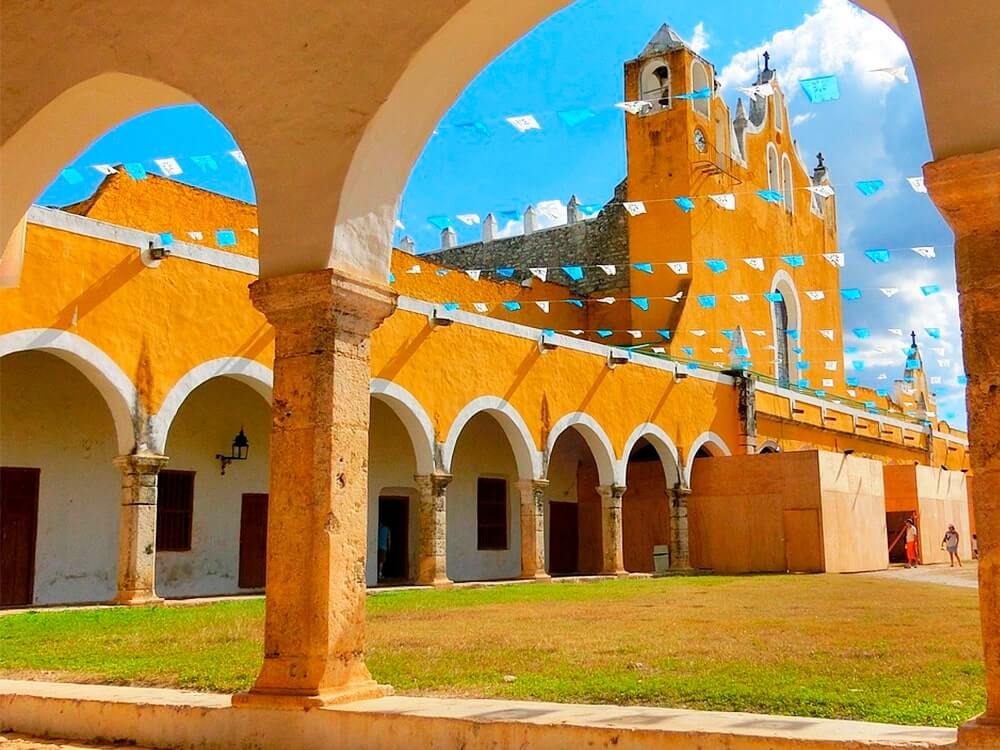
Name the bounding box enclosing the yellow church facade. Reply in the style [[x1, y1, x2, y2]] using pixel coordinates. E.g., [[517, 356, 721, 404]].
[[0, 32, 972, 607]]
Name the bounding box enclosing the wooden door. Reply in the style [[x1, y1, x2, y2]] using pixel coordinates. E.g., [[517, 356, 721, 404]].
[[1, 467, 40, 606], [239, 493, 268, 589], [783, 509, 823, 573], [548, 501, 579, 576]]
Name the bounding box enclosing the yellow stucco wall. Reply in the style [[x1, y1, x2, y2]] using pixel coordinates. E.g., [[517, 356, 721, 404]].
[[0, 173, 968, 480]]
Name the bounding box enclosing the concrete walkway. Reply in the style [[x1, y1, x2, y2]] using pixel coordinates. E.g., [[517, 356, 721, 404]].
[[863, 561, 979, 589], [0, 679, 957, 750]]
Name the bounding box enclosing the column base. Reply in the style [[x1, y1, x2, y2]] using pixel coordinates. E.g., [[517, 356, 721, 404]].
[[520, 571, 552, 582], [232, 680, 393, 710], [601, 570, 630, 578], [415, 576, 454, 588], [957, 715, 1000, 749], [111, 591, 163, 606]]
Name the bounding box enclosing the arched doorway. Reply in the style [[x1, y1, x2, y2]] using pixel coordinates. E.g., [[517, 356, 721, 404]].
[[160, 376, 271, 598], [0, 350, 121, 605]]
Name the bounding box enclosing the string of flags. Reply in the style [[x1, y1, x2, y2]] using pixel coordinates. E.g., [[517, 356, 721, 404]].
[[391, 248, 945, 286], [411, 175, 929, 237]]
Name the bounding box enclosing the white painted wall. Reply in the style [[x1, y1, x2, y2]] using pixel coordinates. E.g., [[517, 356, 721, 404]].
[[158, 377, 270, 598], [366, 398, 419, 586], [0, 351, 119, 604], [447, 412, 522, 582]]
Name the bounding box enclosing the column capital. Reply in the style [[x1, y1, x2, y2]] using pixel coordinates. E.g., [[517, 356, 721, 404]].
[[250, 268, 396, 345], [114, 453, 169, 474], [923, 149, 1000, 236], [596, 483, 627, 501], [516, 478, 549, 491], [415, 472, 453, 493]]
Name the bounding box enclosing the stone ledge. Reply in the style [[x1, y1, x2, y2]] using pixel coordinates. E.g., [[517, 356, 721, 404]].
[[0, 680, 957, 750]]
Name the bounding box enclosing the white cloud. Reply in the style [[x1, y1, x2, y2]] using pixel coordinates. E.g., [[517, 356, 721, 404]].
[[792, 112, 815, 126], [495, 199, 569, 238], [718, 0, 907, 100], [689, 22, 709, 55]]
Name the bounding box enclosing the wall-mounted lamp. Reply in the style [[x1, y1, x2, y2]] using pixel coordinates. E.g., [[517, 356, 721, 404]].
[[148, 240, 171, 261], [539, 334, 558, 353], [844, 449, 855, 456], [674, 368, 689, 381], [429, 309, 455, 327], [217, 427, 250, 475], [607, 349, 630, 369], [961, 469, 969, 474]]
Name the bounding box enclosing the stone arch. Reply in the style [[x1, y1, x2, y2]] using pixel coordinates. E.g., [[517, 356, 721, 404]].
[[618, 423, 681, 487], [370, 379, 436, 476], [545, 412, 617, 486], [683, 431, 732, 486], [640, 59, 671, 111], [1, 72, 193, 249], [441, 396, 541, 480], [0, 328, 137, 454], [150, 357, 273, 453]]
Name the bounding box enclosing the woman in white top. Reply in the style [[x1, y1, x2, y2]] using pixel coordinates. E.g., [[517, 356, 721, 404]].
[[941, 524, 962, 567]]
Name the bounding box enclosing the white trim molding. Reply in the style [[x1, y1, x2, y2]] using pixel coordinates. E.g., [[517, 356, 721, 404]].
[[757, 439, 781, 453], [0, 328, 138, 454], [441, 395, 542, 480], [27, 205, 259, 276], [151, 357, 273, 452], [371, 379, 436, 475], [683, 431, 733, 486], [618, 423, 681, 487], [545, 411, 618, 487]]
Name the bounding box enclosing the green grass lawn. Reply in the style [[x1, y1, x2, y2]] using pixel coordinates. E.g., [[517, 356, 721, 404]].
[[0, 574, 984, 727]]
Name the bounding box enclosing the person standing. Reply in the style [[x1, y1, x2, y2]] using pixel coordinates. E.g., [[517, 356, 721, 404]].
[[941, 524, 962, 567], [972, 533, 979, 560], [377, 522, 391, 581], [904, 518, 919, 568]]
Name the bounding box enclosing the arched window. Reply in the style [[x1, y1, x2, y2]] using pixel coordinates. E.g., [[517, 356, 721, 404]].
[[770, 271, 802, 387], [640, 60, 671, 112], [782, 155, 794, 213], [774, 89, 784, 132], [691, 60, 710, 118], [767, 143, 781, 194], [773, 293, 791, 386], [714, 112, 728, 169]]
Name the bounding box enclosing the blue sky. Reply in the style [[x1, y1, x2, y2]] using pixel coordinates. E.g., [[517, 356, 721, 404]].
[[36, 0, 966, 427]]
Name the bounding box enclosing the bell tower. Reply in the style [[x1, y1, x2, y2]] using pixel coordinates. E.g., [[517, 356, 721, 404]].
[[623, 24, 716, 205]]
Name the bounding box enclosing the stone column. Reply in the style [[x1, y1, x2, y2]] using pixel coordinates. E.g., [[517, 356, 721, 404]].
[[233, 268, 395, 708], [925, 149, 1000, 745], [414, 472, 452, 586], [596, 484, 627, 576], [112, 453, 169, 605], [668, 485, 692, 570], [517, 479, 550, 580]]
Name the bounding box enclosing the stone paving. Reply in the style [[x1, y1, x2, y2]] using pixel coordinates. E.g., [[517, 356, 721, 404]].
[[864, 561, 979, 589]]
